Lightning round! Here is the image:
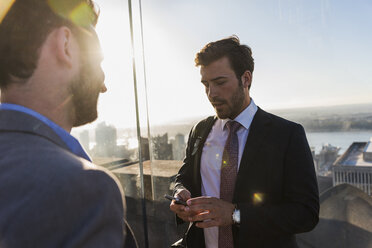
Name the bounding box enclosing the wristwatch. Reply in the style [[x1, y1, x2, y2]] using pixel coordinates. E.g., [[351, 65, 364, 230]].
[[232, 206, 240, 225]]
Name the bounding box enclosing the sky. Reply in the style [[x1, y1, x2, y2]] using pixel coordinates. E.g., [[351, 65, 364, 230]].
[[83, 0, 372, 130]]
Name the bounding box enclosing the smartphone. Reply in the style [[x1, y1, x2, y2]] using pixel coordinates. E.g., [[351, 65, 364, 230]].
[[164, 194, 187, 206]]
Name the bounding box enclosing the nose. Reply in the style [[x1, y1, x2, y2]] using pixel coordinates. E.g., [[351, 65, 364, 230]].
[[100, 70, 106, 93], [207, 84, 218, 98], [100, 83, 107, 93]]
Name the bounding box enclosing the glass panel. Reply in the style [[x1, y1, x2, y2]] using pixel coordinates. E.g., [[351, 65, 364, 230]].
[[71, 0, 150, 246], [71, 0, 372, 247], [141, 0, 372, 247]]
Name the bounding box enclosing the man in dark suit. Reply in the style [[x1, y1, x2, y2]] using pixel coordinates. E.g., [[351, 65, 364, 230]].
[[170, 36, 319, 247], [0, 0, 134, 247]]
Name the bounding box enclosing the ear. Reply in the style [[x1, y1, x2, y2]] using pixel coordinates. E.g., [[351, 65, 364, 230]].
[[54, 27, 78, 68], [240, 70, 252, 89]]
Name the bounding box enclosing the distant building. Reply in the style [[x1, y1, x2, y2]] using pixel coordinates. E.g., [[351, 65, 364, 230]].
[[79, 130, 90, 152], [332, 138, 372, 196], [363, 139, 372, 162], [171, 133, 185, 161], [152, 133, 173, 160], [315, 144, 340, 176], [94, 122, 117, 157]]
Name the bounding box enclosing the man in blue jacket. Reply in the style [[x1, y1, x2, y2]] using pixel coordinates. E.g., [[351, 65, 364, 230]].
[[0, 0, 131, 247]]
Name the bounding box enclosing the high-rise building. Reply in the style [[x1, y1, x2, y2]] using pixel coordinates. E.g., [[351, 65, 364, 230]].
[[171, 133, 185, 161], [315, 144, 340, 176], [94, 122, 117, 157], [152, 133, 173, 160], [79, 130, 90, 153]]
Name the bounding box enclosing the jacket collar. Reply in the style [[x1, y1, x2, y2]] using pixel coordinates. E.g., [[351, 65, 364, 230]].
[[0, 109, 69, 150]]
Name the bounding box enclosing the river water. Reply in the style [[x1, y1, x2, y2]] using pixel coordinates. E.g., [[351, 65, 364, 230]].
[[305, 131, 372, 154]]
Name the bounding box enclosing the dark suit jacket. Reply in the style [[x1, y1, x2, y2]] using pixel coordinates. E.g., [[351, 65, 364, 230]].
[[0, 109, 128, 247], [174, 107, 319, 248]]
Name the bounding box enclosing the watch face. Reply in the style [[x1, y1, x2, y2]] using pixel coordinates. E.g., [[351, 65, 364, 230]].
[[233, 209, 240, 224]]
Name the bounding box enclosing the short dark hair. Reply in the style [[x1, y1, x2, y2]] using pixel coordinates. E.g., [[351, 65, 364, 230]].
[[0, 0, 99, 89], [195, 35, 254, 79]]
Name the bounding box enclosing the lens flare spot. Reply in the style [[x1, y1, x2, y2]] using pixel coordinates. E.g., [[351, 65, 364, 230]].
[[47, 0, 95, 28], [221, 159, 229, 168], [253, 193, 264, 205], [69, 3, 95, 27], [0, 0, 15, 24]]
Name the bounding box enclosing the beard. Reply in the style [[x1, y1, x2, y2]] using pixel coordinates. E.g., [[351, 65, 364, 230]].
[[70, 61, 102, 127], [212, 82, 245, 120]]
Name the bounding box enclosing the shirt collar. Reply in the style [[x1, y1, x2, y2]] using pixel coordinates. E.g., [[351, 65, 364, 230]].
[[221, 98, 258, 131], [0, 103, 91, 162]]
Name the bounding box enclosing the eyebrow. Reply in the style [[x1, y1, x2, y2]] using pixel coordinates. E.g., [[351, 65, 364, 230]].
[[201, 76, 228, 83]]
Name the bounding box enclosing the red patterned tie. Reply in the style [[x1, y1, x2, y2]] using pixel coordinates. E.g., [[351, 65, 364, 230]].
[[219, 120, 241, 248]]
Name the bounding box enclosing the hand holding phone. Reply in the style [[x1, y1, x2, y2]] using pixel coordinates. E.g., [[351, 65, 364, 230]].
[[164, 194, 187, 206]]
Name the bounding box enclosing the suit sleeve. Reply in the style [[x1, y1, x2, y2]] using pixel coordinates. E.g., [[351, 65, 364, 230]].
[[239, 124, 319, 238], [53, 166, 126, 248]]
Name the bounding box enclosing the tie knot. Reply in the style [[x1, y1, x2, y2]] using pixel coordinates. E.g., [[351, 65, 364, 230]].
[[226, 120, 241, 133]]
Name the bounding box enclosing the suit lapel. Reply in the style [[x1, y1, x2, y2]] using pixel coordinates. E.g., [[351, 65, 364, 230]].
[[233, 107, 271, 202]]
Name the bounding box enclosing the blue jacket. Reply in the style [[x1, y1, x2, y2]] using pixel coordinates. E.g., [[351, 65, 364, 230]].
[[0, 109, 126, 247]]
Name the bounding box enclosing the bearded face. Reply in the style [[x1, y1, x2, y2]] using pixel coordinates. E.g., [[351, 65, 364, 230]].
[[201, 57, 248, 120], [70, 31, 105, 127], [70, 61, 102, 127], [209, 79, 245, 119]]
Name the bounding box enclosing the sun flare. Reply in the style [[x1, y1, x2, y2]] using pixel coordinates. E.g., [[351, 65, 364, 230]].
[[0, 0, 15, 24]]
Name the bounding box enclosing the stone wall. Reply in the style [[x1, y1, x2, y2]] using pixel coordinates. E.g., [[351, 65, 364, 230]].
[[112, 160, 186, 247]]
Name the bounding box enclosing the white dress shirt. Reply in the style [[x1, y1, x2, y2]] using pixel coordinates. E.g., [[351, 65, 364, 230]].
[[200, 99, 258, 248]]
